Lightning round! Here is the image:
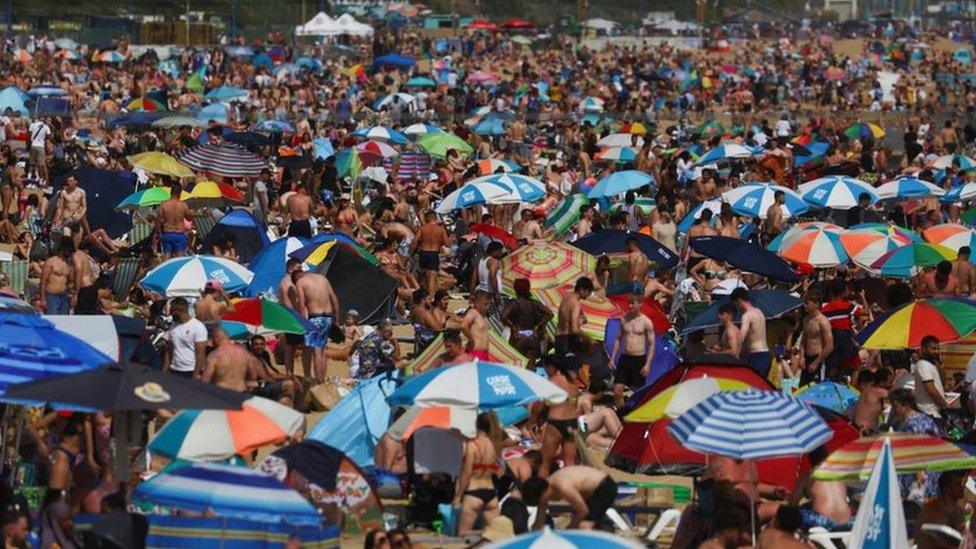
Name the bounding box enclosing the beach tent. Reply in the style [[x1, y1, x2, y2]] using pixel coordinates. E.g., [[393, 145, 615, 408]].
[[52, 168, 135, 238], [200, 209, 271, 266], [955, 47, 973, 65], [295, 11, 339, 36], [245, 237, 309, 297], [408, 329, 528, 371], [306, 374, 398, 469], [315, 245, 396, 324], [373, 53, 415, 70]]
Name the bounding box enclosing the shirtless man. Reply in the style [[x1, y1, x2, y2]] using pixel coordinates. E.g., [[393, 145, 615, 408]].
[[411, 211, 450, 295], [156, 181, 192, 258], [609, 293, 655, 408], [731, 288, 771, 378], [643, 271, 674, 306], [40, 239, 72, 315], [920, 261, 960, 297], [915, 471, 967, 549], [461, 290, 491, 361], [285, 184, 314, 238], [555, 277, 593, 357], [279, 259, 311, 377], [53, 174, 88, 234], [953, 246, 976, 294], [426, 329, 473, 370], [576, 206, 595, 239], [72, 241, 100, 314], [800, 291, 834, 386], [625, 236, 649, 292], [200, 327, 249, 391], [762, 190, 786, 244], [757, 507, 810, 549], [710, 304, 741, 356], [790, 447, 852, 532], [194, 280, 230, 330], [850, 370, 888, 433], [516, 209, 545, 242], [686, 209, 717, 269], [292, 269, 341, 381], [523, 465, 618, 530]]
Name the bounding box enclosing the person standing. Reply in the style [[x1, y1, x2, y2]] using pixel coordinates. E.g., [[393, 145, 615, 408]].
[[163, 298, 208, 378], [53, 174, 88, 234], [461, 290, 492, 361], [279, 258, 310, 377], [412, 211, 451, 296], [156, 181, 192, 258], [28, 116, 50, 183], [555, 277, 594, 357], [914, 335, 952, 422], [609, 293, 655, 408], [71, 241, 100, 315], [40, 240, 72, 315], [800, 291, 834, 385], [285, 184, 314, 238], [761, 190, 785, 244], [731, 288, 771, 378], [292, 270, 340, 381]]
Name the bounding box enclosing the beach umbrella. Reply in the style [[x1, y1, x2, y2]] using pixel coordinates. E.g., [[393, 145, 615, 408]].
[[847, 438, 910, 549], [373, 92, 416, 111], [148, 397, 305, 461], [373, 53, 415, 69], [359, 166, 389, 184], [929, 154, 976, 171], [696, 120, 725, 137], [941, 182, 976, 203], [386, 360, 567, 409], [54, 49, 81, 61], [133, 462, 321, 525], [533, 285, 625, 340], [842, 229, 913, 271], [350, 125, 408, 144], [794, 382, 859, 414], [403, 123, 442, 139], [92, 50, 125, 63], [501, 241, 594, 292], [289, 234, 379, 266], [312, 137, 335, 160], [696, 143, 762, 165], [798, 175, 878, 209], [472, 116, 508, 136], [587, 170, 654, 199], [609, 197, 656, 216], [625, 377, 753, 422], [387, 405, 477, 440], [54, 37, 78, 50], [690, 236, 798, 282], [476, 158, 521, 175], [140, 255, 254, 297], [595, 147, 637, 163], [467, 70, 498, 84], [597, 133, 643, 148], [875, 175, 945, 200], [335, 148, 365, 179], [814, 432, 976, 482], [869, 242, 956, 278], [245, 237, 309, 297], [205, 86, 249, 102], [681, 289, 803, 334], [677, 199, 724, 233], [2, 362, 247, 411], [545, 193, 588, 236], [355, 140, 399, 162], [465, 19, 499, 30], [772, 223, 848, 267], [856, 298, 976, 349], [572, 229, 679, 270], [849, 222, 922, 242], [128, 151, 195, 178], [405, 76, 437, 88], [722, 183, 809, 220], [468, 223, 518, 251], [844, 122, 886, 139], [152, 115, 207, 129], [417, 132, 473, 157], [179, 143, 268, 178], [257, 119, 294, 133], [436, 174, 544, 213], [115, 187, 187, 210], [922, 223, 976, 254], [0, 295, 36, 314], [220, 298, 312, 336], [619, 122, 649, 135], [126, 97, 164, 112], [27, 85, 66, 97], [581, 96, 605, 113], [107, 112, 165, 129], [184, 181, 245, 208], [485, 527, 643, 549], [197, 102, 229, 123]]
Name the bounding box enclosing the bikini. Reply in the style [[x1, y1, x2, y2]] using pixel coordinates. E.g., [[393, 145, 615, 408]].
[[463, 442, 500, 503]]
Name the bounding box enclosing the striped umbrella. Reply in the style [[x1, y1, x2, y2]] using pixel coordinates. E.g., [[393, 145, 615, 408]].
[[133, 462, 321, 525], [844, 122, 885, 139], [436, 174, 545, 213], [128, 152, 195, 178], [220, 298, 312, 336], [245, 237, 309, 297], [625, 377, 752, 423], [355, 140, 399, 162], [545, 193, 588, 236], [856, 298, 976, 349], [179, 144, 268, 178], [798, 175, 878, 209], [928, 153, 976, 171], [841, 229, 914, 271], [875, 175, 946, 200], [476, 158, 521, 175], [350, 125, 408, 144], [619, 122, 649, 135], [501, 241, 594, 293], [184, 181, 245, 208], [383, 152, 431, 181], [848, 222, 923, 243], [386, 361, 567, 409], [848, 438, 909, 549], [533, 285, 624, 341], [485, 527, 643, 549], [696, 143, 762, 165], [140, 255, 254, 297], [373, 92, 417, 112], [597, 133, 643, 148], [812, 432, 976, 481], [595, 147, 637, 163], [922, 223, 976, 253], [771, 222, 848, 267], [941, 182, 976, 203], [722, 183, 809, 220], [794, 381, 859, 414], [115, 187, 189, 210], [126, 97, 165, 112], [148, 396, 305, 461], [403, 123, 442, 139], [587, 170, 654, 199], [407, 330, 527, 372], [474, 173, 545, 202], [869, 242, 956, 278], [387, 405, 477, 440]]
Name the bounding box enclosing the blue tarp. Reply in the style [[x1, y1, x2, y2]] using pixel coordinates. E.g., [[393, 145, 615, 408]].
[[53, 167, 135, 238]]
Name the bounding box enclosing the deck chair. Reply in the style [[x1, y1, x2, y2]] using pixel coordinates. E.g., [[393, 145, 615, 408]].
[[112, 256, 142, 300], [193, 211, 217, 242], [0, 260, 28, 297], [127, 221, 153, 248], [806, 527, 850, 549]]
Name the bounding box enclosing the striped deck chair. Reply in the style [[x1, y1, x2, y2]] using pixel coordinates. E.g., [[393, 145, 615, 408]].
[[193, 211, 217, 241], [127, 221, 153, 247], [0, 260, 28, 297], [112, 256, 142, 300]]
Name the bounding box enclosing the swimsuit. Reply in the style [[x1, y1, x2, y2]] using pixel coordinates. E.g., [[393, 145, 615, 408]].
[[548, 418, 577, 439], [800, 508, 852, 532], [747, 350, 772, 379], [469, 349, 490, 361], [418, 250, 440, 271], [160, 231, 188, 254], [585, 476, 619, 522], [45, 292, 70, 315], [464, 488, 497, 503], [288, 219, 313, 238], [303, 314, 333, 349], [614, 354, 647, 389]]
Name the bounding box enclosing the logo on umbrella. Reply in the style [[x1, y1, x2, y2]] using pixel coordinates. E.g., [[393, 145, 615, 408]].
[[134, 382, 171, 403], [866, 504, 885, 541], [0, 342, 67, 360], [486, 374, 516, 396], [208, 269, 232, 285]]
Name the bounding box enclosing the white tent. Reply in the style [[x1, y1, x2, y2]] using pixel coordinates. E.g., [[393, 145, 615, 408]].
[[584, 18, 618, 31], [335, 13, 374, 36], [296, 12, 340, 36]]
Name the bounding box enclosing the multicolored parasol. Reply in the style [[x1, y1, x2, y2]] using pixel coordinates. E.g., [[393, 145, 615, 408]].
[[128, 151, 195, 178], [844, 122, 885, 139], [842, 229, 915, 271], [812, 432, 976, 481], [534, 285, 623, 340], [625, 377, 753, 422], [770, 222, 848, 267], [386, 406, 477, 440], [922, 223, 976, 253], [289, 237, 379, 267], [126, 97, 165, 112], [115, 186, 189, 210], [220, 298, 312, 336], [184, 181, 245, 208], [856, 298, 976, 349], [868, 242, 956, 278], [501, 241, 594, 293], [545, 193, 589, 236]]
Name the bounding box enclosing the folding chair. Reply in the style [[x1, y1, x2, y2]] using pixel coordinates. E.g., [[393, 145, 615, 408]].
[[127, 220, 153, 247], [0, 260, 28, 297], [193, 211, 217, 241], [806, 527, 851, 549], [112, 256, 143, 300]]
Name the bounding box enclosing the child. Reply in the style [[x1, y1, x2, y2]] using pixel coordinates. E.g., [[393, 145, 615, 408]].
[[342, 309, 363, 346], [779, 347, 801, 396]]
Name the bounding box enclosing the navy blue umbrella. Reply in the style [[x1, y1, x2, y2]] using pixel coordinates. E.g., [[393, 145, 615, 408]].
[[373, 53, 415, 70], [690, 236, 798, 282], [571, 229, 678, 270], [107, 111, 165, 128], [682, 289, 803, 334], [224, 131, 274, 146]]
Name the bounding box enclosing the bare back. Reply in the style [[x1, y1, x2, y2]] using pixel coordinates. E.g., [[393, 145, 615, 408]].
[[159, 198, 190, 232]]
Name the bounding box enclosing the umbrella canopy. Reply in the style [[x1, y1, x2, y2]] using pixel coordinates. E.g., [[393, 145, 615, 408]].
[[418, 132, 473, 157], [875, 175, 946, 200], [595, 147, 637, 163], [149, 397, 304, 461], [696, 143, 761, 165], [619, 122, 649, 135], [335, 148, 365, 179], [794, 382, 859, 414], [405, 76, 437, 88], [140, 255, 254, 297], [374, 92, 417, 112], [798, 175, 878, 209], [350, 125, 408, 144], [115, 187, 189, 210], [133, 462, 321, 525], [928, 153, 976, 171], [387, 361, 567, 409], [847, 437, 910, 549], [597, 133, 643, 148], [534, 285, 624, 340], [373, 53, 415, 69], [586, 170, 654, 199], [722, 183, 809, 220], [682, 289, 803, 334], [689, 236, 798, 282], [179, 144, 268, 178], [922, 223, 976, 255], [572, 229, 679, 270], [844, 122, 885, 139], [245, 237, 308, 297], [403, 123, 442, 139], [184, 181, 245, 208], [813, 432, 976, 481], [476, 158, 521, 175], [849, 222, 923, 242], [2, 363, 247, 411], [842, 228, 916, 271], [355, 140, 399, 162], [610, 197, 656, 217], [128, 152, 195, 178], [472, 116, 508, 136], [770, 222, 848, 267], [221, 298, 312, 336], [545, 193, 588, 236], [625, 377, 753, 422], [125, 97, 164, 112], [387, 405, 478, 440], [677, 199, 724, 233], [501, 241, 594, 292], [669, 389, 833, 459], [289, 234, 379, 266], [868, 242, 956, 278], [312, 137, 335, 160], [856, 298, 976, 349], [197, 102, 229, 123], [942, 182, 976, 203], [485, 527, 643, 549], [436, 174, 544, 213], [152, 115, 207, 129], [205, 86, 249, 102], [469, 223, 518, 251], [257, 119, 295, 133]]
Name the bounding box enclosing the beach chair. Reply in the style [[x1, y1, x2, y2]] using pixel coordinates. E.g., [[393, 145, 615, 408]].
[[127, 220, 153, 247], [112, 256, 142, 300], [0, 260, 28, 296], [806, 527, 850, 549], [193, 211, 216, 241], [645, 508, 681, 543]]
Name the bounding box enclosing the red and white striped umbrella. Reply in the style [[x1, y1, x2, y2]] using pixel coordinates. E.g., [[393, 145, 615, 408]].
[[179, 143, 268, 178], [355, 140, 399, 162]]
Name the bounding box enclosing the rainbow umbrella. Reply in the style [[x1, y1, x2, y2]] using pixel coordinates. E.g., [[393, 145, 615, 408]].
[[220, 298, 312, 336], [625, 377, 753, 422], [771, 222, 848, 267], [128, 151, 195, 178], [545, 193, 588, 236], [387, 405, 477, 440], [869, 242, 956, 278], [148, 396, 305, 461], [335, 148, 364, 179], [848, 222, 923, 243], [184, 181, 245, 208], [534, 285, 623, 341], [922, 223, 976, 253], [115, 186, 189, 210], [618, 121, 649, 135], [288, 235, 379, 266], [595, 147, 637, 163], [127, 96, 165, 112], [856, 298, 976, 349], [501, 241, 595, 293], [844, 122, 885, 139], [842, 229, 915, 271], [812, 432, 976, 481], [407, 330, 527, 373]]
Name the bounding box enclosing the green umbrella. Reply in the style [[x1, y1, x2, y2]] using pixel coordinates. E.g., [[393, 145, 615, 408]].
[[696, 121, 725, 137], [418, 132, 473, 158], [962, 207, 976, 226], [405, 76, 437, 88], [609, 196, 656, 216], [115, 187, 189, 210], [220, 298, 311, 336], [545, 193, 588, 236]]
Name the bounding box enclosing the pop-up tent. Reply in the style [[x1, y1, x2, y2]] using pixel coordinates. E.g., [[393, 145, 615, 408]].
[[200, 209, 271, 266], [296, 11, 338, 36], [316, 245, 396, 324], [306, 374, 397, 469]]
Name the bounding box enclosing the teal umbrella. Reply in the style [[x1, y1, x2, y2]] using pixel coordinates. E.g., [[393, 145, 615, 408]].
[[405, 76, 437, 88]]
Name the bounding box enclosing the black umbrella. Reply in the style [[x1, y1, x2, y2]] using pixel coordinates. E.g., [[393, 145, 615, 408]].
[[2, 363, 248, 411], [272, 440, 344, 490], [690, 235, 799, 282], [571, 229, 679, 270]]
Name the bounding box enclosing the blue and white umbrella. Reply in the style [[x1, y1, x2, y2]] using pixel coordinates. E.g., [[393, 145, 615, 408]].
[[485, 527, 643, 549], [929, 153, 976, 171], [373, 92, 417, 112], [403, 123, 442, 139], [875, 175, 946, 200], [27, 86, 66, 97], [141, 255, 254, 297], [387, 361, 567, 409], [197, 102, 229, 123], [848, 437, 910, 549], [246, 237, 309, 297], [587, 170, 655, 199], [133, 462, 321, 525], [436, 174, 545, 213], [350, 125, 408, 144], [473, 116, 508, 136], [941, 182, 976, 203], [257, 119, 294, 133], [677, 199, 723, 233], [204, 86, 249, 102], [696, 143, 762, 165], [474, 173, 545, 202], [799, 175, 878, 209], [312, 137, 335, 160], [580, 96, 605, 113], [722, 183, 809, 220]]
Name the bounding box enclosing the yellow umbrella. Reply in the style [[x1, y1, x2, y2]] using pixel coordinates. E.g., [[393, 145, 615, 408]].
[[625, 377, 752, 422], [128, 152, 195, 179]]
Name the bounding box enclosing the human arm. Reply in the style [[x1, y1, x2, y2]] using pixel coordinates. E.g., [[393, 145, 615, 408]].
[[39, 260, 49, 309], [922, 380, 952, 410], [562, 487, 589, 529], [78, 189, 88, 220], [200, 353, 216, 383], [295, 282, 308, 318], [161, 340, 172, 373], [532, 489, 550, 530], [610, 322, 623, 364], [643, 319, 656, 376], [52, 191, 64, 226]]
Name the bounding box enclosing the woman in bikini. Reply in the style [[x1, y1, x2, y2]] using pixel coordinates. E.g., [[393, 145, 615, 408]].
[[539, 356, 580, 476], [455, 413, 502, 535]]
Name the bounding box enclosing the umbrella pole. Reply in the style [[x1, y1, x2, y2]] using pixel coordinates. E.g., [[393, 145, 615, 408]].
[[9, 409, 23, 485], [749, 464, 757, 546], [0, 405, 9, 482]]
